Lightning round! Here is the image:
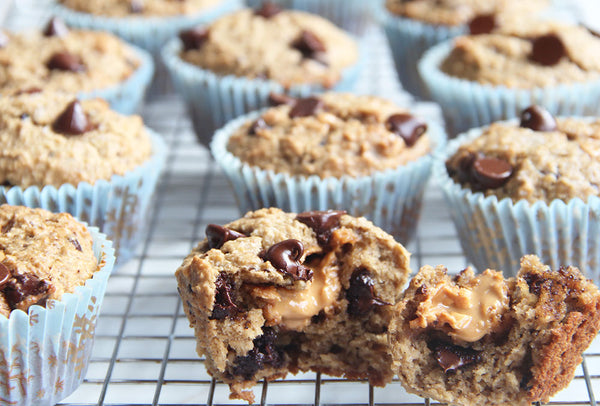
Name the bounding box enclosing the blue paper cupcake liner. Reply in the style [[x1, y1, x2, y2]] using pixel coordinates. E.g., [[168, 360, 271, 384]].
[[0, 130, 167, 265], [375, 5, 465, 99], [211, 110, 446, 245], [162, 37, 364, 146], [419, 41, 600, 137], [246, 0, 372, 34], [0, 225, 115, 406], [79, 43, 154, 115], [434, 121, 600, 283]]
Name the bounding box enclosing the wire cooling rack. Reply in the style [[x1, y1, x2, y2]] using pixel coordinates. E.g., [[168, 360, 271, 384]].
[[0, 4, 598, 404]]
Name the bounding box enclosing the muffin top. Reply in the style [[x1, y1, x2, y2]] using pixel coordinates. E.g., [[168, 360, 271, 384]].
[[0, 18, 140, 94], [58, 0, 222, 17], [226, 93, 432, 178], [440, 22, 600, 88], [179, 6, 358, 88], [445, 106, 600, 203], [385, 0, 547, 27], [0, 205, 98, 317], [0, 92, 153, 188]]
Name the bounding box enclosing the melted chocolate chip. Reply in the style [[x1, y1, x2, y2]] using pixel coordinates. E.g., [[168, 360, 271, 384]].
[[255, 1, 283, 18], [69, 237, 82, 252], [209, 272, 240, 320], [289, 97, 323, 118], [268, 92, 296, 107], [46, 51, 85, 72], [530, 34, 566, 66], [523, 271, 549, 296], [346, 268, 389, 317], [3, 273, 50, 309], [520, 105, 557, 132], [249, 117, 269, 135], [292, 30, 326, 62], [205, 224, 245, 249], [0, 31, 8, 48], [471, 157, 513, 189], [52, 100, 91, 136], [43, 17, 69, 37], [468, 14, 496, 35], [263, 239, 313, 281], [296, 210, 346, 247], [232, 328, 283, 379], [179, 27, 209, 51], [0, 263, 10, 289], [385, 114, 427, 147], [130, 0, 144, 13], [431, 341, 481, 373]]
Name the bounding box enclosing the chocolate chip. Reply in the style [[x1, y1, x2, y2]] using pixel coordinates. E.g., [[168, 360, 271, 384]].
[[0, 31, 8, 48], [205, 224, 245, 249], [46, 51, 85, 72], [346, 268, 389, 317], [530, 34, 566, 66], [520, 105, 557, 132], [471, 156, 512, 190], [0, 263, 10, 289], [69, 237, 82, 252], [263, 239, 313, 281], [232, 328, 283, 379], [52, 100, 91, 136], [385, 114, 427, 147], [255, 1, 283, 18], [468, 14, 496, 35], [431, 341, 481, 373], [292, 30, 326, 62], [268, 92, 296, 107], [130, 0, 144, 13], [249, 117, 269, 135], [179, 27, 209, 51], [209, 272, 240, 320], [296, 210, 346, 247], [43, 17, 69, 37], [3, 273, 50, 309], [289, 97, 323, 118]]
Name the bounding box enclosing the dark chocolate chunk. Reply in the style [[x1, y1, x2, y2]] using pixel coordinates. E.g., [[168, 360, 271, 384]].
[[468, 14, 496, 35], [3, 273, 50, 309], [523, 271, 550, 296], [46, 51, 85, 72], [232, 328, 283, 379], [263, 239, 313, 281], [69, 237, 82, 252], [179, 27, 209, 51], [268, 92, 296, 107], [530, 34, 566, 66], [520, 105, 557, 132], [471, 156, 513, 189], [130, 0, 144, 13], [289, 97, 323, 118], [205, 224, 245, 249], [296, 210, 346, 247], [0, 31, 8, 48], [292, 30, 326, 61], [249, 117, 269, 135], [52, 100, 91, 136], [0, 263, 10, 289], [431, 341, 481, 373], [209, 272, 240, 320], [255, 1, 283, 18], [43, 17, 69, 37], [346, 268, 389, 317], [385, 114, 427, 147]]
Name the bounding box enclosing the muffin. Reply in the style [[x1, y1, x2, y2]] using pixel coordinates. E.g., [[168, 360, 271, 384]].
[[436, 105, 600, 282], [420, 21, 600, 135], [162, 6, 361, 145], [0, 18, 153, 114], [391, 255, 600, 406], [175, 208, 411, 402], [0, 91, 167, 263], [0, 204, 115, 405], [377, 0, 548, 99], [211, 92, 445, 244]]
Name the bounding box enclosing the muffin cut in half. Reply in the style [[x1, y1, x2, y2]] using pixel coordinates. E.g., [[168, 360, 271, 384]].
[[391, 255, 600, 406], [175, 208, 411, 402]]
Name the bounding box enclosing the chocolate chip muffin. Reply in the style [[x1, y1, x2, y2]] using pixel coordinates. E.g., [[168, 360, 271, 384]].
[[57, 0, 222, 17], [0, 205, 98, 317], [391, 255, 600, 406], [175, 208, 411, 402], [0, 18, 141, 95], [445, 106, 600, 203], [178, 6, 358, 88]]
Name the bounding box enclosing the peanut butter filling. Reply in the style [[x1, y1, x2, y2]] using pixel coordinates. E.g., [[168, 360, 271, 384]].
[[410, 270, 509, 342]]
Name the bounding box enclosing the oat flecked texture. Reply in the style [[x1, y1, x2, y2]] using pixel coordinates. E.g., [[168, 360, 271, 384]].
[[58, 0, 222, 17], [0, 92, 153, 188]]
